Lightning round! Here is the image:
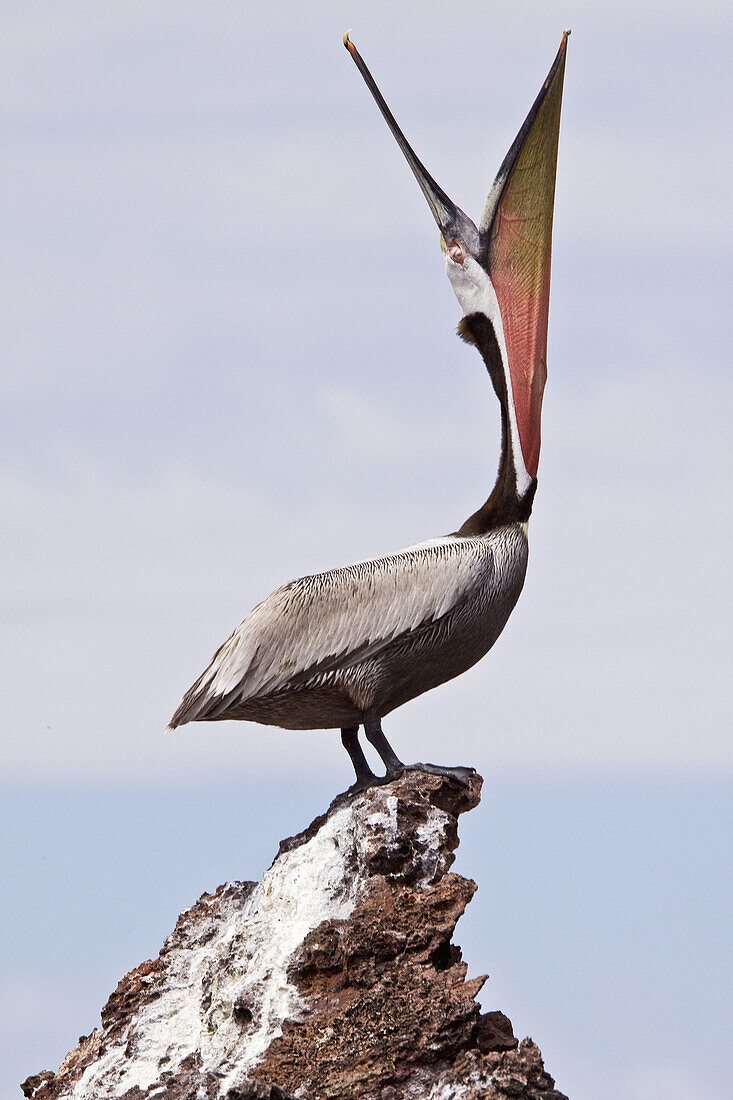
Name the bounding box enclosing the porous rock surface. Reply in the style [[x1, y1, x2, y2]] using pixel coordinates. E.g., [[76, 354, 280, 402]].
[[23, 771, 567, 1100]]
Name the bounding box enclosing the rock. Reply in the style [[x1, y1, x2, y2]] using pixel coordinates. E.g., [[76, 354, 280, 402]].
[[23, 771, 567, 1099], [20, 1072, 55, 1098]]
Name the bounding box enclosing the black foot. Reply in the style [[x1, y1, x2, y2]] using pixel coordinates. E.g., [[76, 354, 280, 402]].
[[342, 770, 407, 800], [406, 762, 477, 788], [345, 773, 381, 794], [352, 714, 475, 790]]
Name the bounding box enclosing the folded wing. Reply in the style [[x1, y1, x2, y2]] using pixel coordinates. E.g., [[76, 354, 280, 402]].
[[168, 538, 490, 726]]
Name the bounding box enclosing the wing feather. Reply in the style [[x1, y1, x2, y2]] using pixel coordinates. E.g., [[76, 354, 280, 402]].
[[169, 537, 491, 725]]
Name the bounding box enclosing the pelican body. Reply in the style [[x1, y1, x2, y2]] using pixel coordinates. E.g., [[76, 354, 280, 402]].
[[169, 34, 568, 788]]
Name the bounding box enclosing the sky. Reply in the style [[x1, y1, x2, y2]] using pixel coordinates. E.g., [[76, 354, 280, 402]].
[[1, 2, 731, 1098]]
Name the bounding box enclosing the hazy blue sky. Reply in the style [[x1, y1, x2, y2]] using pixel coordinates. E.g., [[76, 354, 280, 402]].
[[1, 3, 731, 1099]]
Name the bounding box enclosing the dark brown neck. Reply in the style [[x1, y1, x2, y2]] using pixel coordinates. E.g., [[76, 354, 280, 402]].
[[455, 312, 536, 536]]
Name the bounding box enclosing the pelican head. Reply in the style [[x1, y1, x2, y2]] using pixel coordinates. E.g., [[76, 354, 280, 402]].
[[344, 30, 568, 490]]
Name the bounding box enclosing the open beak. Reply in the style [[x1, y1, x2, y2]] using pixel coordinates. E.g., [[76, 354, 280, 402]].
[[345, 31, 568, 483], [479, 33, 569, 479], [343, 32, 480, 255]]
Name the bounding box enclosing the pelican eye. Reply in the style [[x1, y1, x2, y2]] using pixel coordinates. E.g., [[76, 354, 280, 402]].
[[447, 241, 466, 265]]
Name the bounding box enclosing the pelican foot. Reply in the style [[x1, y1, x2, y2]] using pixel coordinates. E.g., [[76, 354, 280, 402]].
[[345, 774, 383, 795], [339, 776, 393, 802], [407, 762, 476, 787]]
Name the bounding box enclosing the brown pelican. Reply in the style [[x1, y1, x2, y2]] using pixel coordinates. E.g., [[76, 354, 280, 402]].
[[168, 32, 569, 789]]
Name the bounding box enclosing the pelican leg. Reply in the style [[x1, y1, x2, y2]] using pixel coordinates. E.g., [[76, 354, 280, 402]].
[[363, 711, 475, 788], [341, 726, 378, 789], [362, 712, 475, 787], [363, 711, 405, 779]]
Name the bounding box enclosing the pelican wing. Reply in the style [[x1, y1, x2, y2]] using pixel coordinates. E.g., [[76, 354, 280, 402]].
[[169, 537, 490, 726]]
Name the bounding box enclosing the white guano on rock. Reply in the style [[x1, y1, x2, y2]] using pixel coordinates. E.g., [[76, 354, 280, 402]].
[[63, 786, 452, 1099]]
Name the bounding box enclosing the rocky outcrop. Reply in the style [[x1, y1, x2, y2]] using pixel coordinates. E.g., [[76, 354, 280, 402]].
[[22, 771, 567, 1100]]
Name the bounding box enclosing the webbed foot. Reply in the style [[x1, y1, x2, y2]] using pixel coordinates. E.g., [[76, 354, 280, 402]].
[[406, 762, 476, 788], [345, 773, 381, 795]]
